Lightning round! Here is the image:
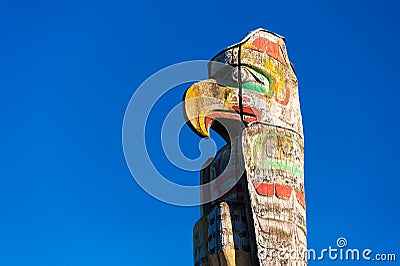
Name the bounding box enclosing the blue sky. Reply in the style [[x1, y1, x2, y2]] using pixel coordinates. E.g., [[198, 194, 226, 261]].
[[1, 0, 399, 265]]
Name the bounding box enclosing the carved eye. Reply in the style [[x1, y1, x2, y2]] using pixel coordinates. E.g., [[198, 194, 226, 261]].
[[232, 67, 252, 83], [248, 68, 269, 86], [211, 65, 270, 93]]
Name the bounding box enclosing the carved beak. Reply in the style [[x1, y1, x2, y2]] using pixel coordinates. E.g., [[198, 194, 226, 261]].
[[183, 79, 262, 139]]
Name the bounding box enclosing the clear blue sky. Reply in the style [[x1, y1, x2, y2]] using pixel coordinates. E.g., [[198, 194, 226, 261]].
[[1, 0, 399, 265]]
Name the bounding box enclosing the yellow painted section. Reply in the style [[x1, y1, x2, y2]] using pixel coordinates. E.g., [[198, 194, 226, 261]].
[[184, 80, 235, 138], [184, 82, 213, 138]]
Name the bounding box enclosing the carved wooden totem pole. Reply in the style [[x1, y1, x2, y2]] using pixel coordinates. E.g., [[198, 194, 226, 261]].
[[183, 29, 306, 266]]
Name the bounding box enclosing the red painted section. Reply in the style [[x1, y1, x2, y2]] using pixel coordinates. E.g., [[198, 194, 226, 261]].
[[231, 95, 251, 103], [204, 105, 261, 130], [295, 189, 306, 207], [267, 40, 286, 66], [250, 38, 286, 65], [252, 182, 274, 196], [252, 183, 303, 204], [244, 116, 258, 123], [231, 105, 261, 119], [205, 112, 240, 129], [252, 37, 268, 53], [205, 116, 213, 131], [275, 184, 292, 199]]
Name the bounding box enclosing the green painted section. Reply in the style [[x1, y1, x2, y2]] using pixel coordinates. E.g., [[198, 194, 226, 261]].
[[256, 158, 303, 180], [252, 134, 304, 179]]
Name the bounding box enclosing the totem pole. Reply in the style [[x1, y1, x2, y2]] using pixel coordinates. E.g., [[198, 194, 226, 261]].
[[183, 29, 306, 266]]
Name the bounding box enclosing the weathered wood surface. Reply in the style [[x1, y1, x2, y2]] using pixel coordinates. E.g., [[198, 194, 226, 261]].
[[242, 124, 306, 265], [184, 28, 306, 266]]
